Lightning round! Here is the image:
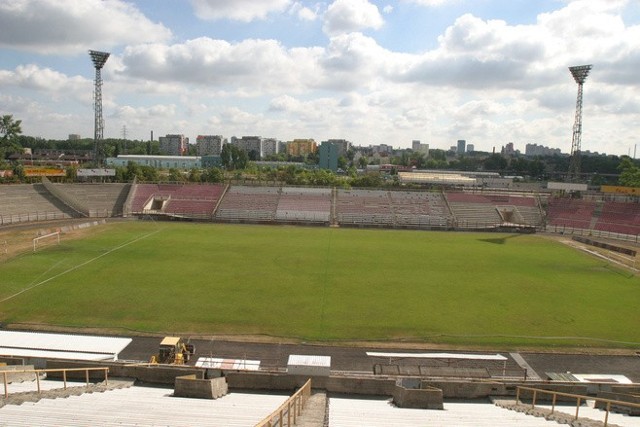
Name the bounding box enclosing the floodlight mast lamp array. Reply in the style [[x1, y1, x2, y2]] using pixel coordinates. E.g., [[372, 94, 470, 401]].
[[89, 50, 110, 166], [567, 64, 592, 181]]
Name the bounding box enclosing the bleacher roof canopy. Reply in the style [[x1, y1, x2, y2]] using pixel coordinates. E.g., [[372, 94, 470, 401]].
[[0, 331, 132, 361]]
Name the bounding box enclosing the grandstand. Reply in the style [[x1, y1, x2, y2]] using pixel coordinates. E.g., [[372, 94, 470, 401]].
[[546, 197, 596, 230], [0, 184, 75, 225], [275, 187, 332, 224], [336, 189, 395, 227], [4, 182, 640, 240], [595, 200, 640, 236], [128, 183, 226, 220], [51, 183, 130, 217], [387, 190, 452, 228], [214, 186, 280, 222], [0, 384, 289, 427], [328, 397, 562, 427], [4, 379, 639, 426], [446, 192, 543, 229]]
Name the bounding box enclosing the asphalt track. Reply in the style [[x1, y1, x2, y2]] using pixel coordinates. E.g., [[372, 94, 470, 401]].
[[118, 336, 640, 383]]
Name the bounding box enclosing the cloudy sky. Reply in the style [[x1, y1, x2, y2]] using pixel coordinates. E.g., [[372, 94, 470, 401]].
[[0, 0, 639, 156]]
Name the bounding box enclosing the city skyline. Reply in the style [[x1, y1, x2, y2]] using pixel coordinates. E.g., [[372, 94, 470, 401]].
[[1, 0, 639, 156]]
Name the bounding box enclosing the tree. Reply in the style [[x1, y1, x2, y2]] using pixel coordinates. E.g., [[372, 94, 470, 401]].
[[0, 115, 22, 143], [125, 161, 142, 181], [221, 144, 248, 170], [357, 156, 368, 169], [409, 151, 427, 169], [618, 157, 640, 187], [220, 144, 232, 169], [201, 167, 224, 183], [168, 168, 184, 182], [337, 156, 348, 170], [483, 154, 508, 171], [187, 168, 201, 182], [0, 115, 23, 157], [351, 172, 383, 187]]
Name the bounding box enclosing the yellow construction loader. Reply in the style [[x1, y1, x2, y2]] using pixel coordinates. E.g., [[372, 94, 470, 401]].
[[150, 336, 195, 365]]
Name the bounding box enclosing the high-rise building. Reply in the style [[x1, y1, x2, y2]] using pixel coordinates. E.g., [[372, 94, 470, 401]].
[[196, 135, 225, 156], [262, 138, 279, 158], [525, 143, 562, 157], [412, 140, 429, 156], [68, 134, 81, 141], [371, 144, 393, 154], [287, 139, 317, 157], [159, 134, 188, 156], [457, 139, 466, 155], [466, 144, 474, 153], [232, 136, 263, 159], [503, 142, 516, 156], [322, 139, 351, 158], [319, 141, 339, 171]]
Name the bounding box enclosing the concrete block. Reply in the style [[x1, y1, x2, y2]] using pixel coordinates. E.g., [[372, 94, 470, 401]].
[[174, 375, 228, 399], [0, 365, 36, 383]]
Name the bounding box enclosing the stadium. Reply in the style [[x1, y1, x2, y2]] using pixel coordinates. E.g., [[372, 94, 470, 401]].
[[1, 180, 640, 426]]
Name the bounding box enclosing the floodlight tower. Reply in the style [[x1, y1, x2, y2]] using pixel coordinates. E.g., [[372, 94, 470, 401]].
[[89, 50, 110, 166], [567, 64, 592, 181]]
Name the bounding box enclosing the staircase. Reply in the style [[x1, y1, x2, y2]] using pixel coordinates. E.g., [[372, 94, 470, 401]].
[[294, 391, 327, 427]]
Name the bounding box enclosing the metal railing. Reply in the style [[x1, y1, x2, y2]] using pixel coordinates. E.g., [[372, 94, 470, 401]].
[[546, 224, 640, 243], [515, 385, 640, 427], [0, 211, 71, 226], [255, 379, 312, 427], [2, 367, 109, 398]]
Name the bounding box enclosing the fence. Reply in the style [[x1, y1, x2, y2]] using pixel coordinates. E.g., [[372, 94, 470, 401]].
[[515, 385, 640, 427], [546, 225, 640, 244], [255, 379, 312, 427], [0, 211, 71, 226], [2, 367, 109, 398]]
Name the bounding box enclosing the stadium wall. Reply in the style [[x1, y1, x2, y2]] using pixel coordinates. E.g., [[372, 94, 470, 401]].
[[45, 359, 625, 400]]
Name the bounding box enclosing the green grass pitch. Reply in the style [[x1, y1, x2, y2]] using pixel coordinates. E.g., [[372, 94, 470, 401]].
[[1, 221, 639, 348]]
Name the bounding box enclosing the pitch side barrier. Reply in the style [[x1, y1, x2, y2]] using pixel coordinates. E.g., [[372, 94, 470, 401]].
[[547, 224, 640, 244], [0, 211, 71, 226]]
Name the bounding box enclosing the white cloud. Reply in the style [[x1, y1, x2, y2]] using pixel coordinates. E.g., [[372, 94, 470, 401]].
[[112, 104, 177, 121], [0, 64, 90, 105], [190, 0, 292, 22], [289, 2, 320, 21], [402, 0, 457, 6], [323, 0, 384, 36], [119, 37, 321, 94], [0, 0, 171, 54], [1, 0, 638, 155], [298, 6, 318, 21]]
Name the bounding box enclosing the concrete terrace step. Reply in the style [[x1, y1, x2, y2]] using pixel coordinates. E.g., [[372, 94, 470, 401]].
[[493, 398, 625, 427], [0, 377, 135, 408]]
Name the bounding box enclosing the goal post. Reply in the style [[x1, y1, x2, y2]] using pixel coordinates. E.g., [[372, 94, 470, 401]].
[[33, 231, 60, 252]]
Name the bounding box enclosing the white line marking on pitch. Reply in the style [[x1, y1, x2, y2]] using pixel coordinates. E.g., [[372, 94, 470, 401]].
[[0, 228, 163, 303]]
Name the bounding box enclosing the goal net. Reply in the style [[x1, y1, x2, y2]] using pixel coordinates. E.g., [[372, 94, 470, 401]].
[[33, 231, 60, 252]]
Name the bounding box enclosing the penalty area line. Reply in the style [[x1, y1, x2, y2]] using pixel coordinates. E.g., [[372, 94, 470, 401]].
[[0, 228, 163, 304]]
